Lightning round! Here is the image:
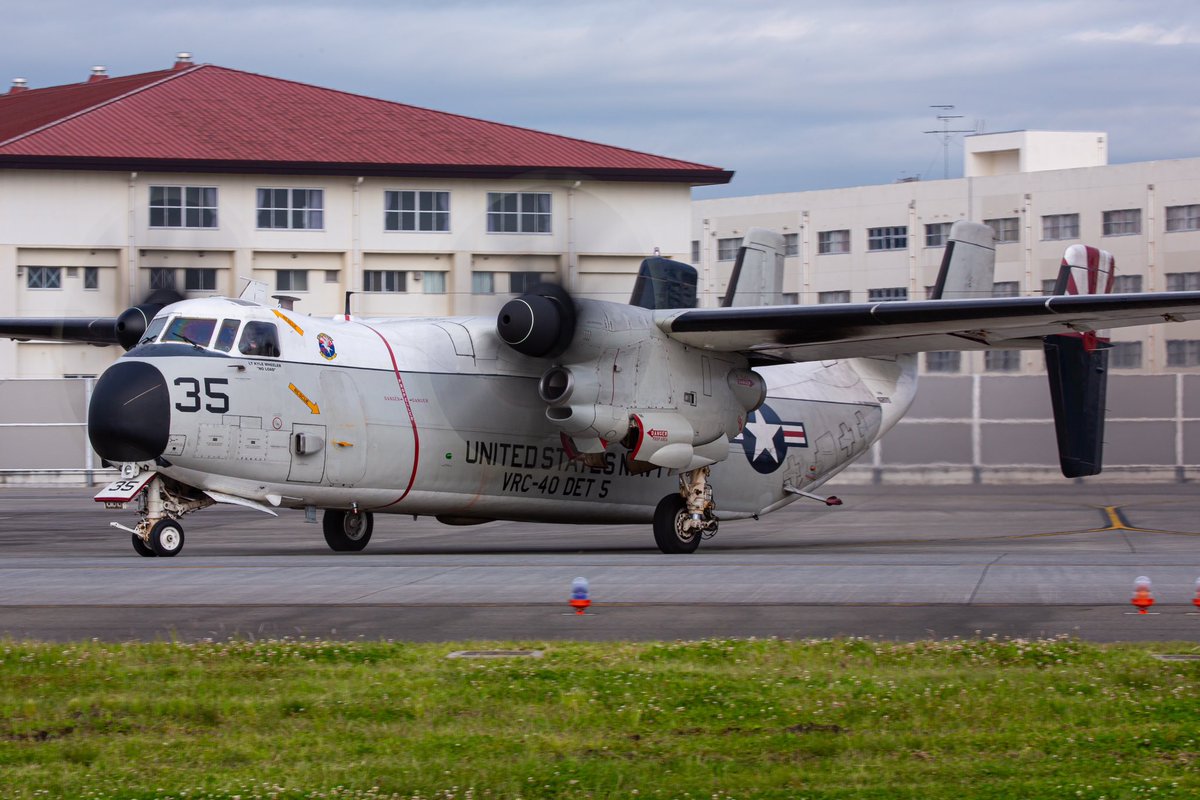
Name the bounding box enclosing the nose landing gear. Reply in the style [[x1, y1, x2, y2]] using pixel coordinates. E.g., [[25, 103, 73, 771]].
[[107, 472, 211, 558]]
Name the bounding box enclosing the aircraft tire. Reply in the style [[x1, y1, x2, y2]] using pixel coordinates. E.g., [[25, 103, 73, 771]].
[[131, 533, 157, 558], [652, 493, 701, 554], [323, 509, 373, 552], [149, 519, 184, 558]]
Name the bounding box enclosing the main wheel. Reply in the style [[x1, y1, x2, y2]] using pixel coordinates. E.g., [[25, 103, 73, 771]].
[[131, 533, 157, 558], [149, 519, 184, 557], [323, 509, 373, 552], [653, 493, 702, 554]]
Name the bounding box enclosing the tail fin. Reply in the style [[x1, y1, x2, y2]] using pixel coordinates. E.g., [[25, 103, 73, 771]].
[[721, 227, 785, 307], [629, 257, 699, 310], [930, 221, 996, 300], [1042, 245, 1116, 478]]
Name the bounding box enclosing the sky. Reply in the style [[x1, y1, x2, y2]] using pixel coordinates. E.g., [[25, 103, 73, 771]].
[[3, 0, 1199, 199]]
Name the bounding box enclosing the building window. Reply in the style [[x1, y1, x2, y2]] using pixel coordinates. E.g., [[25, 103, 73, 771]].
[[26, 266, 61, 289], [716, 237, 742, 261], [690, 240, 700, 263], [364, 270, 406, 292], [257, 188, 324, 230], [325, 270, 339, 283], [1166, 340, 1200, 367], [867, 226, 907, 251], [1109, 342, 1143, 369], [486, 192, 551, 233], [276, 270, 308, 292], [149, 186, 218, 228], [472, 272, 495, 294], [1113, 275, 1142, 293], [783, 233, 799, 256], [149, 268, 176, 291], [782, 292, 799, 305], [1165, 204, 1200, 233], [1042, 278, 1059, 296], [925, 222, 953, 247], [83, 267, 99, 290], [985, 217, 1019, 243], [1042, 213, 1079, 241], [992, 281, 1019, 298], [818, 290, 851, 304], [384, 190, 450, 232], [868, 287, 908, 302], [1102, 208, 1141, 236], [1166, 272, 1200, 292], [818, 230, 850, 255], [422, 272, 447, 294], [510, 272, 543, 294], [985, 350, 1021, 372], [925, 351, 961, 373], [184, 268, 216, 292]]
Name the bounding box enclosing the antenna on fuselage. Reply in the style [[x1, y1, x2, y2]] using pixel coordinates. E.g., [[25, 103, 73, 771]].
[[272, 295, 299, 311]]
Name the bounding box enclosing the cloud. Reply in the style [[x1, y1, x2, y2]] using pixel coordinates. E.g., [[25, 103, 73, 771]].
[[1071, 24, 1200, 46]]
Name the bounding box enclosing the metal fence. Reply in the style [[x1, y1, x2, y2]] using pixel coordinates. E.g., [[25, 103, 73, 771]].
[[1, 375, 1197, 486]]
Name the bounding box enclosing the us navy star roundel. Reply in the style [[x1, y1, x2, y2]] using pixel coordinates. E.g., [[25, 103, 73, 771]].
[[735, 403, 808, 474]]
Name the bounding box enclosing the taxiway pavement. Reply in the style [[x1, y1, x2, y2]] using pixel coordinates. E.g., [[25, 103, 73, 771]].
[[1, 483, 1198, 643]]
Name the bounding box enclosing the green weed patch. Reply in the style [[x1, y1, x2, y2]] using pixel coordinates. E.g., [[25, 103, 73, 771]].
[[0, 636, 1196, 799]]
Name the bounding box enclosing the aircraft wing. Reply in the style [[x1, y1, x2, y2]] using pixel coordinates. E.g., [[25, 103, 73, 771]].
[[656, 292, 1200, 363], [0, 318, 121, 346]]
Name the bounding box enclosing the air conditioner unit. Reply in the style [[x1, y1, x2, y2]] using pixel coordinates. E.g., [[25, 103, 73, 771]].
[[412, 272, 422, 281]]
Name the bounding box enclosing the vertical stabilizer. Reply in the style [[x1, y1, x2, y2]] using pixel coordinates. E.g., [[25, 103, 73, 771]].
[[930, 221, 996, 300], [721, 228, 786, 307], [1042, 245, 1116, 478]]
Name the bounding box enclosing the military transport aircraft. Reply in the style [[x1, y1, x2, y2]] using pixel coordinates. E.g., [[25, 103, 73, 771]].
[[2, 222, 1200, 558]]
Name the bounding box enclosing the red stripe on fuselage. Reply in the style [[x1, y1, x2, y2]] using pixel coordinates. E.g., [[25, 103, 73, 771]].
[[358, 323, 420, 508]]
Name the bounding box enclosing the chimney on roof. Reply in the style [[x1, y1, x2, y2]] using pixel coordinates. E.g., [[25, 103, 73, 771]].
[[88, 66, 109, 82], [9, 78, 28, 94], [173, 52, 193, 70]]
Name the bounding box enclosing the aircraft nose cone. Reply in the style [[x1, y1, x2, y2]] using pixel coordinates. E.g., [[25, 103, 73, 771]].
[[88, 361, 171, 462]]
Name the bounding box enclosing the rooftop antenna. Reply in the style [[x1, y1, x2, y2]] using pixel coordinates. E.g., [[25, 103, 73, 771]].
[[923, 105, 974, 179]]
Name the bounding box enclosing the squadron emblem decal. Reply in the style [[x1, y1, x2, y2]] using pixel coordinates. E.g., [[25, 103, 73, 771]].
[[317, 332, 336, 360], [734, 403, 808, 474]]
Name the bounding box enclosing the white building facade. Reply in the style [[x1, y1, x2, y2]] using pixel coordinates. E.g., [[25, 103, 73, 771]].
[[693, 131, 1200, 377]]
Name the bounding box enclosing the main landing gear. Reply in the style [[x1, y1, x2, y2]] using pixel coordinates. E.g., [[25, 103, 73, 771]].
[[323, 508, 374, 552], [652, 466, 718, 554]]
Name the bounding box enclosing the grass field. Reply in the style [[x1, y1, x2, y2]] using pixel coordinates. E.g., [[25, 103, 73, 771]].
[[1, 636, 1197, 799]]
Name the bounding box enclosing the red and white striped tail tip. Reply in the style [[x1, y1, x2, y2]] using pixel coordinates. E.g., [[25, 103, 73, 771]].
[[1062, 245, 1116, 295]]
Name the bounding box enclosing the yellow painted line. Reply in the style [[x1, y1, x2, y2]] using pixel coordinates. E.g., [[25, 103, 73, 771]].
[[288, 382, 320, 414], [273, 309, 305, 337], [1102, 505, 1128, 530]]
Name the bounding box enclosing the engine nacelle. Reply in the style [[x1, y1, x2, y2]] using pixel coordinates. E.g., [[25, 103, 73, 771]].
[[629, 412, 695, 469], [512, 297, 768, 472]]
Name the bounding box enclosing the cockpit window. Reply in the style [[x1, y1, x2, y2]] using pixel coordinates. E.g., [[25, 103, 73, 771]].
[[163, 317, 217, 348], [214, 319, 240, 352], [138, 316, 168, 346], [238, 321, 281, 357]]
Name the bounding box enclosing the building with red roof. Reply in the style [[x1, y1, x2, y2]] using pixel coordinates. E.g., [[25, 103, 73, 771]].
[[0, 55, 732, 378]]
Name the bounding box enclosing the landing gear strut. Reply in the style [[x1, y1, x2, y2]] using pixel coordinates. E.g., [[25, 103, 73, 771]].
[[114, 472, 211, 558], [652, 466, 718, 554], [323, 508, 374, 552]]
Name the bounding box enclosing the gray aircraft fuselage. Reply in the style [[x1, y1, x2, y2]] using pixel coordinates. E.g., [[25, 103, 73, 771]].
[[98, 297, 916, 526]]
